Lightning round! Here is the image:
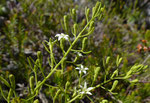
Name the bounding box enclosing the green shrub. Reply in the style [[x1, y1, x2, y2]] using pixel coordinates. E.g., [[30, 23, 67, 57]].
[[0, 0, 150, 103]]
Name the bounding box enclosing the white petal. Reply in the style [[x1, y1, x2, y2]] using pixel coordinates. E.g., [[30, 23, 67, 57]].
[[78, 53, 82, 57], [79, 71, 81, 74], [61, 33, 65, 35], [86, 92, 92, 95], [87, 87, 94, 91], [80, 91, 85, 94], [65, 35, 69, 37], [79, 85, 83, 88], [55, 34, 60, 37], [85, 67, 88, 70], [75, 67, 80, 70], [81, 65, 84, 69], [83, 70, 86, 74], [59, 34, 63, 37], [84, 82, 87, 89], [60, 35, 64, 38], [64, 36, 69, 40], [58, 36, 62, 41], [64, 36, 67, 39]]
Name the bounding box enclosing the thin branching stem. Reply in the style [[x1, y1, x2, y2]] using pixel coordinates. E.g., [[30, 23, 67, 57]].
[[34, 18, 94, 91]]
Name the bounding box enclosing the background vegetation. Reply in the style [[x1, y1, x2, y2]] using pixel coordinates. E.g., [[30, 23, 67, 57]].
[[0, 0, 150, 102]]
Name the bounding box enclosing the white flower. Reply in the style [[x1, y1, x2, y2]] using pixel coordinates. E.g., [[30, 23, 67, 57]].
[[79, 82, 94, 95], [2, 7, 6, 12], [55, 33, 69, 41], [77, 52, 83, 57], [75, 65, 88, 74]]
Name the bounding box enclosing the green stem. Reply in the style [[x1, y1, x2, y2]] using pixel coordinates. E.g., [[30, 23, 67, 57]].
[[34, 71, 38, 84], [68, 95, 80, 103], [13, 90, 17, 98], [104, 70, 107, 82], [94, 77, 123, 90], [22, 91, 38, 102], [91, 80, 95, 87], [44, 84, 59, 88], [50, 42, 54, 70], [86, 95, 94, 103], [53, 89, 61, 103], [79, 72, 82, 86], [116, 67, 119, 76], [39, 64, 46, 78], [0, 76, 11, 88], [34, 18, 93, 91], [0, 86, 8, 102]]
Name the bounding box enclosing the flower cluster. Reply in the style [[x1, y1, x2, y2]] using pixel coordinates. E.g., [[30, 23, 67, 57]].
[[55, 33, 93, 96]]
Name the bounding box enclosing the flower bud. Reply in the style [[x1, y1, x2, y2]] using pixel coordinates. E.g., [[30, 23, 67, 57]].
[[101, 99, 108, 103], [116, 55, 122, 67], [130, 79, 139, 83], [65, 81, 70, 92], [110, 80, 118, 92], [33, 99, 39, 103], [89, 21, 94, 32], [101, 8, 104, 12], [85, 7, 90, 22], [64, 15, 68, 32], [92, 2, 101, 17], [72, 9, 76, 16], [94, 67, 101, 82], [73, 23, 77, 37], [106, 57, 110, 65], [92, 7, 95, 17], [130, 64, 143, 73], [125, 70, 132, 78], [37, 51, 41, 59], [9, 74, 15, 90], [111, 70, 118, 79], [143, 65, 148, 70], [82, 37, 87, 51], [65, 81, 70, 88], [72, 9, 77, 22], [29, 76, 34, 94]]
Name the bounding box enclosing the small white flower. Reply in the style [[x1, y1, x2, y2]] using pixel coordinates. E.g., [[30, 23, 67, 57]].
[[2, 7, 6, 12], [55, 33, 69, 41], [79, 82, 94, 95], [75, 65, 88, 74], [77, 52, 83, 57]]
